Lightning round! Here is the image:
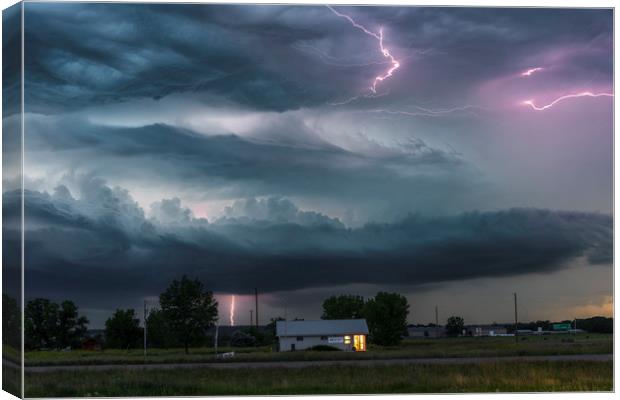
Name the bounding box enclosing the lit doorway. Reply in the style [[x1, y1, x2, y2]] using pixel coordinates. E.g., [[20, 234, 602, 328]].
[[353, 335, 366, 351]]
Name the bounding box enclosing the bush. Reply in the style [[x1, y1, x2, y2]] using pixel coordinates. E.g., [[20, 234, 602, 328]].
[[307, 345, 341, 351], [104, 309, 142, 350], [230, 330, 257, 347]]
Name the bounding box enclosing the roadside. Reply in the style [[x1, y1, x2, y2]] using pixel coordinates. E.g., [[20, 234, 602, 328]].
[[24, 359, 613, 397], [22, 353, 613, 372]]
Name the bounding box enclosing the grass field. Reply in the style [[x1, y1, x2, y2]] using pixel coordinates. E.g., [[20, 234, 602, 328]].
[[24, 361, 613, 396], [2, 361, 21, 398], [23, 333, 613, 366]]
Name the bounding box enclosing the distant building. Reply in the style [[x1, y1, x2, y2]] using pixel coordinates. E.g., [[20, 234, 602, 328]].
[[276, 319, 369, 352], [469, 325, 508, 337], [407, 325, 445, 338], [81, 337, 102, 351]]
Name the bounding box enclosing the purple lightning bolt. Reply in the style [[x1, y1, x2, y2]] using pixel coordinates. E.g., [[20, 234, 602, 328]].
[[522, 92, 613, 111], [327, 6, 400, 94]]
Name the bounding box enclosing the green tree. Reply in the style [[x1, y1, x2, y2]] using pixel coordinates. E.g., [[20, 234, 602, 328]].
[[321, 294, 366, 319], [573, 317, 612, 334], [363, 292, 409, 346], [2, 294, 21, 349], [24, 298, 89, 350], [104, 309, 142, 349], [159, 276, 218, 354], [146, 309, 179, 348], [266, 317, 284, 338], [446, 316, 465, 337], [57, 301, 89, 349], [25, 298, 60, 349]]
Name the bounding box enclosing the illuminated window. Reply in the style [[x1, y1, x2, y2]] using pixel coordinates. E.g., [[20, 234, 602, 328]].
[[353, 335, 366, 351], [344, 335, 351, 344]]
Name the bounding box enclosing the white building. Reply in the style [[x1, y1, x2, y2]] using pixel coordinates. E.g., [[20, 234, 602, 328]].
[[276, 319, 369, 352]]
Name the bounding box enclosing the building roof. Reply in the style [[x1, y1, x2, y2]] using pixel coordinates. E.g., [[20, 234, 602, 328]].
[[276, 319, 369, 337]]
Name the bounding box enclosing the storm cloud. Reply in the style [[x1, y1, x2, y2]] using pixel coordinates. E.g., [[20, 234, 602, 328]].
[[22, 114, 481, 219], [6, 177, 611, 307], [22, 4, 612, 113], [4, 4, 613, 324]]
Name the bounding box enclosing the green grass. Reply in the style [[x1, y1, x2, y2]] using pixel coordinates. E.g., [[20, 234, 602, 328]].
[[3, 344, 21, 364], [24, 361, 613, 396], [2, 359, 21, 398], [24, 333, 613, 366]]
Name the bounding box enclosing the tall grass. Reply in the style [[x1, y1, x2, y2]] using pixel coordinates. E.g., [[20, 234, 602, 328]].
[[25, 361, 612, 397], [2, 360, 21, 397], [24, 334, 613, 366]]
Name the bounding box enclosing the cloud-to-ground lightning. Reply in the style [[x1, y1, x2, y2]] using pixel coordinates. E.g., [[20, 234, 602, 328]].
[[521, 67, 544, 76], [327, 5, 400, 94], [522, 91, 613, 111], [229, 295, 235, 326]]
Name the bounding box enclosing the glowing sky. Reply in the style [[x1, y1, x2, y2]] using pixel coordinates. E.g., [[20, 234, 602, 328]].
[[3, 4, 612, 327]]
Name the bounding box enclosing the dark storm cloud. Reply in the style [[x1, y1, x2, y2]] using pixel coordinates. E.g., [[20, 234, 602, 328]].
[[7, 178, 611, 307], [22, 3, 612, 113], [2, 3, 21, 117], [25, 117, 474, 214], [218, 197, 345, 229], [23, 3, 335, 112]]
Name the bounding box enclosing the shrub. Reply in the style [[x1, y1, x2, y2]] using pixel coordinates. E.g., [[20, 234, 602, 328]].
[[307, 345, 341, 351], [230, 330, 257, 347]]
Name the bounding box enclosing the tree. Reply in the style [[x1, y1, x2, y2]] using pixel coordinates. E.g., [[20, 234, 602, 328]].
[[104, 309, 142, 349], [146, 309, 179, 348], [321, 294, 366, 320], [25, 298, 89, 350], [363, 292, 409, 346], [266, 317, 284, 337], [230, 330, 257, 347], [2, 294, 21, 349], [25, 298, 59, 349], [573, 317, 612, 334], [57, 301, 89, 349], [263, 317, 284, 346], [159, 276, 218, 354], [446, 316, 465, 337]]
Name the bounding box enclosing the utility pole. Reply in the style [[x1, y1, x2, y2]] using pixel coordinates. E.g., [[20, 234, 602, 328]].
[[214, 323, 219, 355], [255, 288, 259, 329], [143, 300, 148, 362], [435, 305, 439, 338], [574, 318, 577, 336], [513, 293, 518, 344], [250, 309, 253, 327]]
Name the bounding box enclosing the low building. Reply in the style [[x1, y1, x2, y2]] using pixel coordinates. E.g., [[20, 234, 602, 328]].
[[470, 325, 508, 337], [81, 337, 102, 351], [407, 325, 445, 338], [276, 319, 369, 352]]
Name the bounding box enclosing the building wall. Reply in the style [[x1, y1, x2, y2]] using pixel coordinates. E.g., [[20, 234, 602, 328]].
[[471, 327, 508, 336], [278, 335, 359, 351], [407, 327, 445, 338]]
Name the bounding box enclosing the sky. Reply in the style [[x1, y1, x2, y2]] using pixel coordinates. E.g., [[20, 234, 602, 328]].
[[2, 3, 613, 328]]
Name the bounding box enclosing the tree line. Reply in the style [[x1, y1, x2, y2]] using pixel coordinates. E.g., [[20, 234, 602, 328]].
[[320, 292, 410, 346], [11, 283, 613, 352], [413, 316, 614, 335], [23, 276, 218, 354]]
